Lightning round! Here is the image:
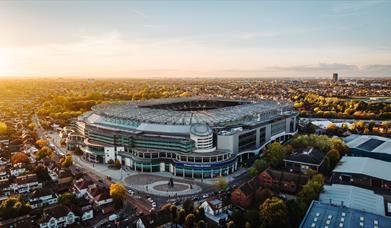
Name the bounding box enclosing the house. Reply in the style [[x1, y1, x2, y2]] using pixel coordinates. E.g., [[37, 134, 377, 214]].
[[136, 208, 171, 228], [10, 163, 26, 177], [57, 169, 73, 185], [0, 180, 11, 200], [38, 205, 77, 228], [78, 203, 94, 221], [200, 198, 231, 223], [0, 157, 10, 166], [0, 214, 32, 227], [28, 188, 58, 209], [0, 166, 9, 181], [331, 156, 391, 193], [73, 178, 95, 198], [0, 135, 9, 146], [300, 201, 391, 228], [284, 147, 327, 173], [87, 186, 113, 206], [230, 178, 258, 208], [258, 168, 308, 193], [11, 174, 42, 194]]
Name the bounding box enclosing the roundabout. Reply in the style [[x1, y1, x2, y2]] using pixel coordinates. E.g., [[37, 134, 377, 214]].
[[123, 173, 203, 197]]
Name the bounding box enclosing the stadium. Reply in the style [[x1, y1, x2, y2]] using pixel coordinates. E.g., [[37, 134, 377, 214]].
[[67, 97, 299, 178]]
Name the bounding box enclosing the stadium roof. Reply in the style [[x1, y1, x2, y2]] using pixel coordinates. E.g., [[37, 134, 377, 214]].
[[344, 134, 391, 156], [319, 184, 385, 216], [300, 201, 391, 228], [89, 97, 294, 126], [333, 156, 391, 181]]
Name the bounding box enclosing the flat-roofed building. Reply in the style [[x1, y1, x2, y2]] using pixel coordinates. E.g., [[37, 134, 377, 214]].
[[319, 184, 389, 216], [331, 156, 391, 193], [300, 201, 391, 228], [344, 134, 391, 162]]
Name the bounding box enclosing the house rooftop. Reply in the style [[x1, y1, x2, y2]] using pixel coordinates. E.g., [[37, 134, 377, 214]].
[[284, 147, 326, 165], [344, 134, 391, 156], [319, 184, 385, 216], [333, 156, 391, 182], [300, 201, 391, 228]]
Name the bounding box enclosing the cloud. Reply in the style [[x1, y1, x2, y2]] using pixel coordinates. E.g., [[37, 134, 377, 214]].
[[132, 9, 149, 19], [331, 1, 384, 16]]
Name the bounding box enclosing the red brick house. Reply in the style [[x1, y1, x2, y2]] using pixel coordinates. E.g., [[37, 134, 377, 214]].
[[230, 178, 258, 208], [258, 168, 308, 194]]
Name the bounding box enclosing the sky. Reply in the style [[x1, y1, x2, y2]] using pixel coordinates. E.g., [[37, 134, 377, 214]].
[[0, 1, 391, 78]]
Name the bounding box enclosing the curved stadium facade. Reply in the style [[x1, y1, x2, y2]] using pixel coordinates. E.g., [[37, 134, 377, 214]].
[[67, 97, 298, 178]]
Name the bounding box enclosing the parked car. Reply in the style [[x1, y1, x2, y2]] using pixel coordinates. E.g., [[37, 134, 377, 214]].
[[109, 214, 118, 222]]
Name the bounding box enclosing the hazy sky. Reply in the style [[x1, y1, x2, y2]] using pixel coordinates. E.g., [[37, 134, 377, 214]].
[[0, 1, 391, 78]]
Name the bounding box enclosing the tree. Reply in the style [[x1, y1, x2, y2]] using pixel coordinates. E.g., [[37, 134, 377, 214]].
[[177, 208, 186, 225], [0, 122, 7, 135], [28, 122, 36, 130], [109, 183, 126, 201], [114, 159, 121, 169], [248, 167, 258, 177], [11, 152, 29, 164], [303, 123, 316, 134], [36, 139, 48, 148], [183, 198, 194, 213], [227, 221, 235, 228], [196, 220, 206, 228], [215, 176, 228, 191], [298, 174, 325, 206], [34, 164, 51, 182], [244, 209, 259, 228], [253, 159, 268, 172], [60, 154, 73, 168], [260, 197, 288, 228], [326, 149, 340, 167], [35, 146, 54, 160], [286, 199, 305, 228], [58, 192, 77, 206], [107, 159, 114, 164], [263, 142, 287, 167], [185, 213, 195, 228], [0, 197, 31, 219], [231, 209, 244, 227]]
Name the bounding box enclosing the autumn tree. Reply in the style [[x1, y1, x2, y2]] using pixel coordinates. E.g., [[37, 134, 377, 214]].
[[109, 183, 126, 201], [59, 154, 73, 168], [0, 122, 8, 135], [260, 197, 288, 228], [11, 152, 30, 164], [35, 146, 54, 160], [36, 139, 48, 148], [326, 149, 340, 168]]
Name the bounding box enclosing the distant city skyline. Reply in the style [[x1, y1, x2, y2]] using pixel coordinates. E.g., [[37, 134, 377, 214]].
[[0, 1, 391, 78]]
